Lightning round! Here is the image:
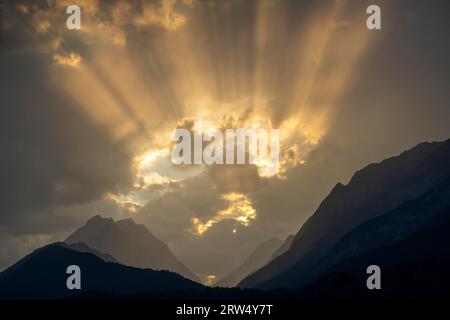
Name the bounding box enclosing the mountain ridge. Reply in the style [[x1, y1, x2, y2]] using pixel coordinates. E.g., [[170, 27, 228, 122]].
[[296, 201, 450, 299], [283, 173, 450, 289], [240, 138, 450, 289], [65, 215, 200, 282], [0, 242, 203, 299]]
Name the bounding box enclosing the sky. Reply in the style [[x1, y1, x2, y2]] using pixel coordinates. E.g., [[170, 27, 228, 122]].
[[1, 0, 450, 281]]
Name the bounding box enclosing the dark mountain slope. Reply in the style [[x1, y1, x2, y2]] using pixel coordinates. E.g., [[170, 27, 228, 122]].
[[297, 204, 450, 300], [0, 243, 203, 299], [240, 139, 450, 289], [303, 176, 450, 284]]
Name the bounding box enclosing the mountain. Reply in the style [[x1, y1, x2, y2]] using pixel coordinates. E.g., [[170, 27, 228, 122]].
[[299, 175, 450, 288], [63, 242, 117, 263], [0, 242, 203, 299], [240, 139, 450, 289], [214, 238, 282, 288], [270, 235, 294, 261], [297, 200, 450, 300], [65, 215, 200, 282]]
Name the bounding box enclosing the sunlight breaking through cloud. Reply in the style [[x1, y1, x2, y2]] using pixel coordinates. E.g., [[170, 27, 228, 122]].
[[105, 192, 143, 213], [190, 193, 256, 235], [53, 52, 81, 67], [12, 0, 378, 238]]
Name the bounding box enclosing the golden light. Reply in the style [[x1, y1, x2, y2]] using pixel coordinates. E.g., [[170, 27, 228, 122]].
[[53, 52, 82, 67], [190, 193, 256, 236], [105, 192, 143, 213], [22, 0, 379, 232], [204, 275, 216, 286]]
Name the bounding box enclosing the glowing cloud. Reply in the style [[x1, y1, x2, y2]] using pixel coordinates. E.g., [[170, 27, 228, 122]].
[[105, 192, 143, 213], [135, 149, 173, 187], [190, 193, 256, 235], [134, 0, 189, 30], [53, 52, 81, 67], [14, 0, 193, 50]]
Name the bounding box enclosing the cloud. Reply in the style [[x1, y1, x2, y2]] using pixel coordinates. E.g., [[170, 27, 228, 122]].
[[53, 52, 81, 67], [0, 42, 134, 237], [190, 192, 256, 235], [134, 0, 190, 30], [9, 0, 193, 51]]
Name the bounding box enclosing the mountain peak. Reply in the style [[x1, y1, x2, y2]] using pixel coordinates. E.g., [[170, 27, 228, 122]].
[[65, 215, 200, 283], [86, 215, 145, 230], [331, 182, 345, 192], [86, 214, 114, 225], [116, 217, 143, 229]]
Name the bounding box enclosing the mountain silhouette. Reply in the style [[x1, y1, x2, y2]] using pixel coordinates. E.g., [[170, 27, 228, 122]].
[[214, 238, 282, 288], [63, 242, 117, 263], [0, 242, 203, 299], [298, 175, 450, 288], [240, 139, 450, 289], [65, 215, 200, 282], [297, 199, 450, 300]]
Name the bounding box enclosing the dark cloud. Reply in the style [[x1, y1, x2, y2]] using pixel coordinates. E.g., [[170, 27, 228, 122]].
[[0, 46, 134, 236]]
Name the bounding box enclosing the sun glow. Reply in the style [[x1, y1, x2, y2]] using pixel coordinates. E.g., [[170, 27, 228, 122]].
[[105, 192, 143, 213], [134, 149, 173, 187], [39, 0, 376, 233], [190, 193, 256, 236], [204, 275, 216, 286]]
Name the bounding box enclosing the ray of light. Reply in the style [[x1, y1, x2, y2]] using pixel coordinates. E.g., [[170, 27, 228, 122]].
[[44, 0, 383, 231]]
